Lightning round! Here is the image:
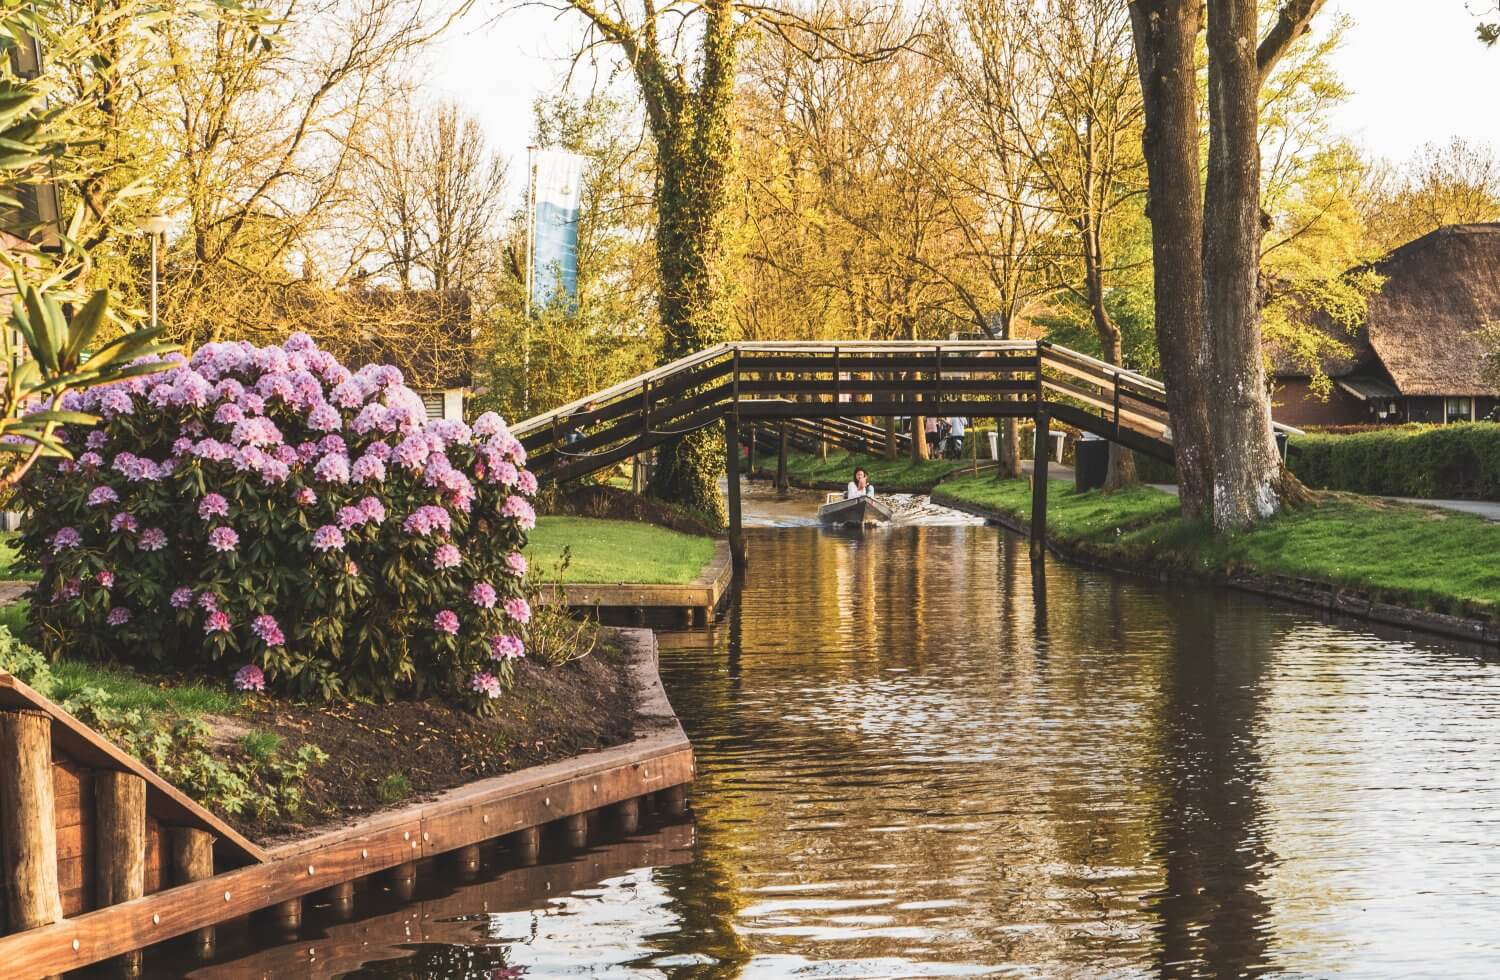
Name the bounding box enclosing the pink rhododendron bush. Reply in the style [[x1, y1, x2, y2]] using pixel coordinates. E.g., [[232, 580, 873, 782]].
[[14, 333, 539, 708]]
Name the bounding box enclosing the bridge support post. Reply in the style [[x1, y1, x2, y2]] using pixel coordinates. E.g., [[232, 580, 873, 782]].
[[1030, 412, 1049, 563], [725, 413, 746, 572], [776, 422, 789, 496]]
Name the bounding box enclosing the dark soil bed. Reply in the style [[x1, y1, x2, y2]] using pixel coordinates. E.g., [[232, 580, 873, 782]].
[[209, 648, 636, 843]]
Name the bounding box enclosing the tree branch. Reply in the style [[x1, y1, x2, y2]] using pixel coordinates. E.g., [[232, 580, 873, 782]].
[[1257, 0, 1329, 85]]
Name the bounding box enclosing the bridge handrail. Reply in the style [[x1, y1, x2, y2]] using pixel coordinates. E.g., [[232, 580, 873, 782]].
[[510, 343, 733, 438]]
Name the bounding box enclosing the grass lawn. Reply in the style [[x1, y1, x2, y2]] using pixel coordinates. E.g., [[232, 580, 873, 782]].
[[525, 516, 717, 585], [936, 475, 1500, 620], [775, 450, 982, 490], [0, 531, 36, 581]]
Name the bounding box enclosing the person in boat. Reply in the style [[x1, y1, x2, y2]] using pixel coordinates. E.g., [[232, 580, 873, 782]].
[[846, 467, 875, 499]]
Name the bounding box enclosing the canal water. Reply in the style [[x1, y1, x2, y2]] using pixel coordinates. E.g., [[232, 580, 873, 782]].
[[162, 489, 1500, 977]]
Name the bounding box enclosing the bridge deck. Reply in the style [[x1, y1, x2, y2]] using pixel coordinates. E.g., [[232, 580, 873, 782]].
[[513, 340, 1301, 485]]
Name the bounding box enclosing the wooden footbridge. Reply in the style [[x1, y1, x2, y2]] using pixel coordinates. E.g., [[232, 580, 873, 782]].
[[514, 340, 1302, 564]]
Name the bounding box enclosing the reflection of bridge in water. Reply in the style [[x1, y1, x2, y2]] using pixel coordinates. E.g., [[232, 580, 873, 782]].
[[514, 340, 1302, 566]]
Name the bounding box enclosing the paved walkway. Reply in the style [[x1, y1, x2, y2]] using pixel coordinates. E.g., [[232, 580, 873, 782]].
[[0, 581, 28, 604], [1015, 460, 1500, 522]]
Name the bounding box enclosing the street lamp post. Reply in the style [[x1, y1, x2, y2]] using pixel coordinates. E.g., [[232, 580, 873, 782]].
[[139, 214, 171, 329]]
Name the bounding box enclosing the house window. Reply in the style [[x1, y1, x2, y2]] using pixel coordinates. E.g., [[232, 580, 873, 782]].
[[420, 392, 444, 420], [1445, 397, 1474, 424]]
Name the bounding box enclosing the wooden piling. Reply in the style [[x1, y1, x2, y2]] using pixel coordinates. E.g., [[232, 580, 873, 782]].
[[1030, 412, 1050, 563], [509, 826, 541, 867], [725, 412, 746, 572], [0, 709, 62, 933], [776, 422, 789, 495], [171, 828, 216, 957], [452, 844, 481, 880], [96, 771, 147, 976], [562, 813, 589, 849], [271, 896, 301, 931], [656, 785, 688, 818], [385, 861, 416, 902], [612, 797, 641, 835], [325, 880, 355, 921]]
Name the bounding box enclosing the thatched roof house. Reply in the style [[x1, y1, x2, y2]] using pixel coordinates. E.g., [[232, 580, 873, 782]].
[[1272, 224, 1500, 427]]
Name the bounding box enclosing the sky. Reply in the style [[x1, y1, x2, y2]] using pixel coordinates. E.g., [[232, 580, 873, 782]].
[[422, 0, 1500, 205]]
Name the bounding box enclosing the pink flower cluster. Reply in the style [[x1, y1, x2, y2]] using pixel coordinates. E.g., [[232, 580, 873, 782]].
[[30, 334, 538, 706], [233, 664, 266, 692]]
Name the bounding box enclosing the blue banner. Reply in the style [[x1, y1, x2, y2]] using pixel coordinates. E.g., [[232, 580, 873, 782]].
[[531, 150, 586, 310]]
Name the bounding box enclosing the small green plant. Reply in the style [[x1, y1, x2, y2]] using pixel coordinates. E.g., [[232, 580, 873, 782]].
[[375, 772, 412, 803], [240, 730, 283, 763]]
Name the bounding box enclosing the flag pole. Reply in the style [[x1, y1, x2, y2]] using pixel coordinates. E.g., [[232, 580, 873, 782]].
[[523, 144, 537, 414]]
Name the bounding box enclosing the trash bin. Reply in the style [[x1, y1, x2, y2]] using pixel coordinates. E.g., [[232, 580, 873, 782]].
[[988, 431, 999, 461], [1075, 434, 1109, 491], [1275, 431, 1288, 461]]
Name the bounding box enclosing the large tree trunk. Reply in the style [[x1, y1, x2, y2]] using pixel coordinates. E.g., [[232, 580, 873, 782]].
[[644, 0, 736, 524], [1128, 0, 1214, 519], [1201, 0, 1288, 529], [1000, 417, 1022, 477], [910, 413, 929, 462]]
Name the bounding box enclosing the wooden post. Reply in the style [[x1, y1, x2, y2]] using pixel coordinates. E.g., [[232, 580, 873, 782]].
[[0, 710, 62, 933], [656, 785, 688, 818], [509, 825, 540, 867], [385, 861, 416, 901], [562, 812, 588, 849], [325, 880, 355, 921], [776, 422, 789, 495], [452, 844, 481, 881], [96, 771, 147, 976], [271, 896, 301, 932], [171, 828, 215, 957], [724, 412, 745, 573], [612, 797, 641, 835], [1031, 412, 1050, 563], [747, 426, 757, 474]]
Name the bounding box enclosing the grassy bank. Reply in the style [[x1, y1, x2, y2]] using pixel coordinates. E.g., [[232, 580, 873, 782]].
[[0, 531, 35, 581], [526, 516, 717, 585], [936, 475, 1500, 622], [767, 450, 984, 491]]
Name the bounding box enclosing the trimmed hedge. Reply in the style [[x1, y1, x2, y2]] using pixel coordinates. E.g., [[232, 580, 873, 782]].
[[1288, 423, 1500, 500]]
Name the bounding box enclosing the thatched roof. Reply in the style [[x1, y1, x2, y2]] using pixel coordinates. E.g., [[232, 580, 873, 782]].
[[1366, 224, 1500, 396], [1271, 224, 1500, 397]]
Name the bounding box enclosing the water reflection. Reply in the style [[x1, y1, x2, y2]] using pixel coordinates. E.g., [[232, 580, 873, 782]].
[[148, 518, 1500, 977]]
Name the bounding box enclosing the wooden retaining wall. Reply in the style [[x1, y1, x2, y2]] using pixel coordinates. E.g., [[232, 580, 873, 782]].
[[0, 628, 693, 978], [542, 540, 734, 625]]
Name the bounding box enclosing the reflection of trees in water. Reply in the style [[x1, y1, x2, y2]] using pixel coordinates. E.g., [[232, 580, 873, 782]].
[[1147, 595, 1275, 977], [649, 856, 754, 978]]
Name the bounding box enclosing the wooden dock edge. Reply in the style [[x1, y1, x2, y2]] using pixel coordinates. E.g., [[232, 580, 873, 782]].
[[931, 488, 1500, 648], [0, 628, 695, 978], [542, 540, 733, 616]]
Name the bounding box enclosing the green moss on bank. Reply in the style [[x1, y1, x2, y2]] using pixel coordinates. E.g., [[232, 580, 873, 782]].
[[770, 450, 981, 491], [937, 475, 1500, 621], [525, 516, 717, 585], [0, 531, 36, 581]]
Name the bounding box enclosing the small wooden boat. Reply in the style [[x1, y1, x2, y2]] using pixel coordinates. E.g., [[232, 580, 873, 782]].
[[818, 492, 894, 528]]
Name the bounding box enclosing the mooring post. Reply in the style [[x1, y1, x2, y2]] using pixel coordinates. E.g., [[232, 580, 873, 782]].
[[171, 828, 216, 957], [96, 771, 147, 976], [725, 412, 746, 572], [0, 709, 63, 933], [776, 422, 790, 496], [385, 861, 417, 901], [1030, 412, 1050, 563], [452, 844, 482, 881]]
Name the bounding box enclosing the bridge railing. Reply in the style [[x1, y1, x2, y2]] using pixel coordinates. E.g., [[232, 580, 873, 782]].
[[514, 340, 1302, 482]]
